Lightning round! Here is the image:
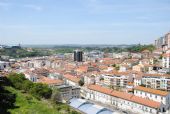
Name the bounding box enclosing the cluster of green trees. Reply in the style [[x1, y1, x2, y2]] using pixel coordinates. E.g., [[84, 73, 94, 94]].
[[0, 48, 51, 58], [0, 76, 16, 113], [52, 44, 156, 54], [0, 73, 80, 114], [54, 48, 74, 53], [7, 73, 52, 99], [126, 44, 155, 52], [0, 44, 156, 59]]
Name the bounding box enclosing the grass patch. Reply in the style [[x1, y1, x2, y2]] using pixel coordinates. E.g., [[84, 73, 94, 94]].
[[5, 86, 79, 114]]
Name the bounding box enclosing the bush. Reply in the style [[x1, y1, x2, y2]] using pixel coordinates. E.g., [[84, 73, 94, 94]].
[[30, 83, 52, 99], [51, 88, 61, 103], [8, 73, 26, 89], [78, 80, 84, 86], [7, 73, 52, 99]]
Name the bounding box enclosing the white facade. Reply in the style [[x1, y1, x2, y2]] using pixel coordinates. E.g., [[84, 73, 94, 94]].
[[25, 73, 37, 82], [84, 75, 95, 85], [85, 85, 165, 114], [103, 74, 129, 88], [134, 87, 170, 110], [141, 75, 170, 91], [57, 85, 80, 102], [134, 78, 142, 86], [65, 79, 79, 86], [0, 61, 9, 70], [162, 54, 170, 68]]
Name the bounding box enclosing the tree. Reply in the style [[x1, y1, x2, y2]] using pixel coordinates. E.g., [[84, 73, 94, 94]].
[[7, 73, 26, 89], [115, 66, 120, 71], [7, 73, 52, 100], [78, 78, 84, 86], [30, 83, 52, 99], [22, 80, 34, 92], [51, 88, 62, 103]]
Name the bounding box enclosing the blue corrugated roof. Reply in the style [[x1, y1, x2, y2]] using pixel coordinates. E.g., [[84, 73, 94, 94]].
[[85, 104, 105, 114], [78, 102, 93, 112], [97, 109, 114, 114], [69, 98, 87, 108], [69, 98, 121, 114]]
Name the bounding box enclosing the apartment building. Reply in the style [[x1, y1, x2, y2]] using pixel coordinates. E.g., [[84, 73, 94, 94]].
[[103, 72, 132, 89], [57, 85, 80, 102], [162, 51, 170, 69], [86, 84, 165, 114], [134, 86, 170, 111], [84, 75, 95, 85], [141, 74, 170, 91], [63, 74, 80, 86], [155, 32, 170, 52]]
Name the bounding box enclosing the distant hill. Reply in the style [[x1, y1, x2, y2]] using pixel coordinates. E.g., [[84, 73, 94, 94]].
[[22, 44, 137, 49]]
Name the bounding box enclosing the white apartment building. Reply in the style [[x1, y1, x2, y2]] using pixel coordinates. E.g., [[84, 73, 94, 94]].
[[103, 73, 132, 88], [162, 50, 170, 69], [84, 75, 95, 85], [141, 74, 170, 91], [134, 86, 170, 111], [85, 84, 165, 114]]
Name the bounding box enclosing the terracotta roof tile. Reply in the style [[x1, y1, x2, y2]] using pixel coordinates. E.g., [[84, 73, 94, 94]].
[[88, 84, 161, 109], [64, 74, 80, 83], [134, 86, 169, 96], [38, 77, 63, 85]]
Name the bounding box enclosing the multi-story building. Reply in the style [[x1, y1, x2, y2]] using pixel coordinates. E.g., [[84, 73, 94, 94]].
[[63, 74, 80, 86], [162, 50, 170, 69], [103, 72, 132, 89], [141, 74, 170, 91], [85, 84, 165, 114], [57, 85, 80, 102], [134, 86, 170, 111], [84, 75, 95, 85], [155, 32, 170, 52], [74, 50, 83, 62]]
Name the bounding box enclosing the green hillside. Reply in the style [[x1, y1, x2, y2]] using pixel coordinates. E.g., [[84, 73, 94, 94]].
[[0, 74, 80, 114]]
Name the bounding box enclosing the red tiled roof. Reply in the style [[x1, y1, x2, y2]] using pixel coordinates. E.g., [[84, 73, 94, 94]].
[[134, 86, 169, 96], [38, 77, 63, 85], [143, 73, 170, 78], [64, 74, 80, 83], [163, 53, 170, 57], [76, 66, 88, 72], [88, 84, 161, 109]]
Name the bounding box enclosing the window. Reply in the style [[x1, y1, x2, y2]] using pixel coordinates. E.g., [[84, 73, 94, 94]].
[[150, 94, 152, 97], [161, 97, 163, 100], [150, 109, 152, 113]]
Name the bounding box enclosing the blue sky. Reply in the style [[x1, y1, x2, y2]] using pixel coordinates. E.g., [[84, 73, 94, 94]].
[[0, 0, 170, 45]]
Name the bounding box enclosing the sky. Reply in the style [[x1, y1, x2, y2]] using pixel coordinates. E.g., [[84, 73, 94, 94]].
[[0, 0, 170, 45]]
